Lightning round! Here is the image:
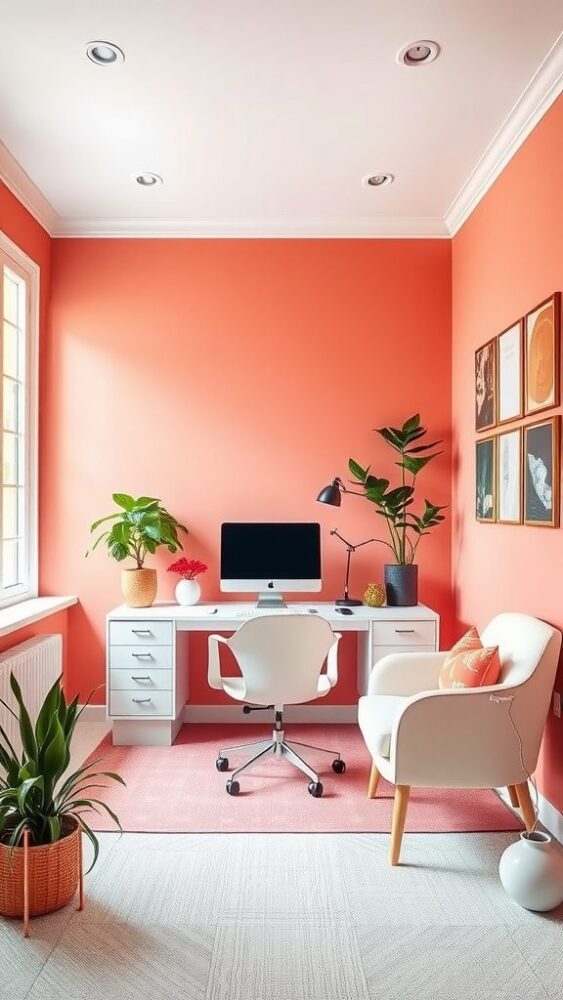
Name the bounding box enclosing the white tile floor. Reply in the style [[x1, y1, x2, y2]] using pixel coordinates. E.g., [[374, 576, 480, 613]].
[[1, 723, 562, 1000]]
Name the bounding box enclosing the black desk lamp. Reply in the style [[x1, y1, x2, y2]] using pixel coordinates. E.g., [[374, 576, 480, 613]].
[[317, 478, 378, 606]]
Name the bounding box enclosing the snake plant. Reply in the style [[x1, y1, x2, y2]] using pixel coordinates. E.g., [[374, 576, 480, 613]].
[[0, 673, 124, 870]]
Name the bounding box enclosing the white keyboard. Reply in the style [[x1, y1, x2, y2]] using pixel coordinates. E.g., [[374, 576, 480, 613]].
[[233, 608, 315, 618]]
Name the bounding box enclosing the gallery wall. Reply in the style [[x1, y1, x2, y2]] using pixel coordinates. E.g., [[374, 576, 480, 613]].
[[451, 94, 563, 812], [44, 237, 453, 702]]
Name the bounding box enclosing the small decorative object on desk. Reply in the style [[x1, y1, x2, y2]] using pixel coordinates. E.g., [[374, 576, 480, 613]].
[[168, 557, 208, 606], [317, 414, 446, 607], [87, 493, 188, 608], [363, 583, 385, 607], [499, 830, 563, 912]]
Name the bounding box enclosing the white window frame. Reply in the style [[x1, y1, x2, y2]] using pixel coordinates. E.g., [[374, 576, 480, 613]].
[[0, 229, 39, 608]]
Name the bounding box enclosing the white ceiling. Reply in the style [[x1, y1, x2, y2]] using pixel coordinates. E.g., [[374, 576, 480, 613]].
[[0, 2, 561, 237]]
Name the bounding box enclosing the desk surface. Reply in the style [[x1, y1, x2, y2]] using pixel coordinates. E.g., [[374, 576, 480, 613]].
[[107, 601, 438, 632]]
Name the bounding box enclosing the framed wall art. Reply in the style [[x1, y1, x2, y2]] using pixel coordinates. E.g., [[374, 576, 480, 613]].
[[475, 339, 496, 432], [523, 416, 560, 527], [476, 436, 496, 522], [497, 320, 523, 424], [497, 427, 522, 524], [525, 293, 560, 416]]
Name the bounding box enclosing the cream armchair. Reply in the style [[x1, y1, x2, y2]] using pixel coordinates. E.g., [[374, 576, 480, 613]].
[[358, 613, 561, 865]]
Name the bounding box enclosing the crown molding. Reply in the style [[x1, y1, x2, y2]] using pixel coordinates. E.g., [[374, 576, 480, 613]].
[[445, 32, 563, 236], [1, 33, 561, 242], [52, 215, 449, 238], [0, 142, 56, 236]]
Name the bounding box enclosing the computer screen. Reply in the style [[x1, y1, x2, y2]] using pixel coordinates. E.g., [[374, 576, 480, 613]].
[[220, 522, 321, 593]]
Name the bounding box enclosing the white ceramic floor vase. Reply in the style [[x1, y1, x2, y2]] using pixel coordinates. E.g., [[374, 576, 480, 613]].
[[175, 579, 201, 606], [499, 831, 563, 911]]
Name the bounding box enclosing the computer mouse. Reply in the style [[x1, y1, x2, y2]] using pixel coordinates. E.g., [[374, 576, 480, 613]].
[[337, 607, 354, 615]]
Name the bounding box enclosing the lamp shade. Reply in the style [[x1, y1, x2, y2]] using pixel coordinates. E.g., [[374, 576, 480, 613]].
[[316, 479, 342, 506]]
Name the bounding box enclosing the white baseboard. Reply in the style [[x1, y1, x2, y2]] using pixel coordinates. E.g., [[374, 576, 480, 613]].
[[77, 704, 107, 722], [82, 703, 358, 725], [183, 704, 358, 724], [496, 784, 563, 845]]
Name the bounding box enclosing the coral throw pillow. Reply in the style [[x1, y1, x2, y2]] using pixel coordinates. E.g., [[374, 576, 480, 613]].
[[439, 626, 501, 689]]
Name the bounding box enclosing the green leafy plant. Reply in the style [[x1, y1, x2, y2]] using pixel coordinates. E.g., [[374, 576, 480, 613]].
[[0, 674, 124, 870], [88, 493, 188, 569], [348, 414, 446, 565]]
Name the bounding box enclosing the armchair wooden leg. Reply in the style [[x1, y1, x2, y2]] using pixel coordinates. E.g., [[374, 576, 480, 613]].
[[367, 762, 381, 799], [514, 782, 536, 831], [507, 785, 519, 808], [390, 785, 410, 866]]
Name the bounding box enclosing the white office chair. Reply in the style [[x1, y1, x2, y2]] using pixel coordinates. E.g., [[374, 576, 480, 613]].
[[208, 614, 344, 796]]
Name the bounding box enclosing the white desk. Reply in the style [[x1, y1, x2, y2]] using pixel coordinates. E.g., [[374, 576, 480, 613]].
[[106, 602, 440, 745]]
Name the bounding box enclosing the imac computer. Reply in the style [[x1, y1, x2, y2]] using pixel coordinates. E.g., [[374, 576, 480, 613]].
[[220, 522, 321, 607]]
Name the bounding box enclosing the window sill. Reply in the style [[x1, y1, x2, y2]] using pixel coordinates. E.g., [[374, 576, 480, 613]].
[[0, 596, 77, 638]]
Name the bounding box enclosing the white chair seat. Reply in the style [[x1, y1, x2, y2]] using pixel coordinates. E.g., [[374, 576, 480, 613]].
[[358, 694, 407, 760]]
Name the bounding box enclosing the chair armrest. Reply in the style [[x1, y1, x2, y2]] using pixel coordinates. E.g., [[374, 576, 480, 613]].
[[368, 651, 448, 696], [207, 634, 231, 691], [326, 632, 342, 687], [391, 684, 529, 787]]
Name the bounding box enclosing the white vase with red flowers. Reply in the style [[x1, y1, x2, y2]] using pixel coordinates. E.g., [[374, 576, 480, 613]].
[[168, 557, 208, 606]]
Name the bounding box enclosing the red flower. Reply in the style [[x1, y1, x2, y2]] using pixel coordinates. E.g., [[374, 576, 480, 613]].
[[167, 557, 208, 580]]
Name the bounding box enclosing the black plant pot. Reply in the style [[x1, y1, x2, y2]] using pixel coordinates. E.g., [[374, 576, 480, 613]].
[[384, 564, 418, 607]]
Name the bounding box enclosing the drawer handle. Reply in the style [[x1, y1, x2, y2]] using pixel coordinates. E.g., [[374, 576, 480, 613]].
[[132, 697, 152, 704], [131, 628, 153, 636], [131, 652, 153, 659], [131, 675, 151, 682], [395, 629, 415, 634]]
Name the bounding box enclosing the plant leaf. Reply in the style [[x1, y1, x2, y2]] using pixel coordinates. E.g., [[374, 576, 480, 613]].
[[9, 673, 38, 765], [348, 459, 367, 482], [112, 493, 135, 510]]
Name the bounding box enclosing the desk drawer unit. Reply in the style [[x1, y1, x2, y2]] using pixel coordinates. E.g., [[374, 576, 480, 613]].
[[109, 668, 172, 692], [371, 620, 436, 648], [109, 621, 173, 646], [107, 619, 176, 721], [109, 689, 173, 718], [109, 645, 173, 671], [358, 617, 438, 696]]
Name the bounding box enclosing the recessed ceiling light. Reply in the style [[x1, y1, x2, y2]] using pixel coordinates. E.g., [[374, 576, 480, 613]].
[[86, 41, 125, 66], [397, 40, 440, 67], [363, 173, 394, 188], [135, 173, 163, 187]]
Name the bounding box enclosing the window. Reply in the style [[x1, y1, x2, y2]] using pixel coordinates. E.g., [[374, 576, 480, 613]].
[[0, 232, 38, 607]]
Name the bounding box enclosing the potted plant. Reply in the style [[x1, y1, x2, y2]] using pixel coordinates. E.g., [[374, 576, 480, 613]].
[[88, 493, 188, 607], [348, 414, 446, 606], [168, 557, 208, 606], [0, 672, 124, 923]]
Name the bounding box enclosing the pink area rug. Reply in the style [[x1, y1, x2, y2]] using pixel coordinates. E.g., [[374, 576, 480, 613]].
[[85, 724, 521, 834]]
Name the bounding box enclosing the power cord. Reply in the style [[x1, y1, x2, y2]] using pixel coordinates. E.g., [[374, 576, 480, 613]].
[[489, 694, 538, 832]]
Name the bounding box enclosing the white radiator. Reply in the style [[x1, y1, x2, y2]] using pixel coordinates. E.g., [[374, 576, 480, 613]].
[[0, 634, 62, 756]]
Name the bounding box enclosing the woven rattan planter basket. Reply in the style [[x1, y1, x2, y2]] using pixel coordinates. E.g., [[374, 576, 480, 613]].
[[0, 817, 80, 919]]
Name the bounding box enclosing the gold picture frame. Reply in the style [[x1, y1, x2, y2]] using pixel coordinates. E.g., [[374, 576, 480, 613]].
[[475, 339, 496, 432], [497, 427, 522, 525], [524, 293, 561, 416], [496, 320, 523, 425], [476, 435, 497, 522], [523, 416, 560, 527]]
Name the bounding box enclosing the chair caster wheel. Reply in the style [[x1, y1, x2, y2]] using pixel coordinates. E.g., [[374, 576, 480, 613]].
[[308, 781, 323, 798], [332, 759, 346, 774], [226, 779, 240, 796], [216, 757, 229, 772]]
